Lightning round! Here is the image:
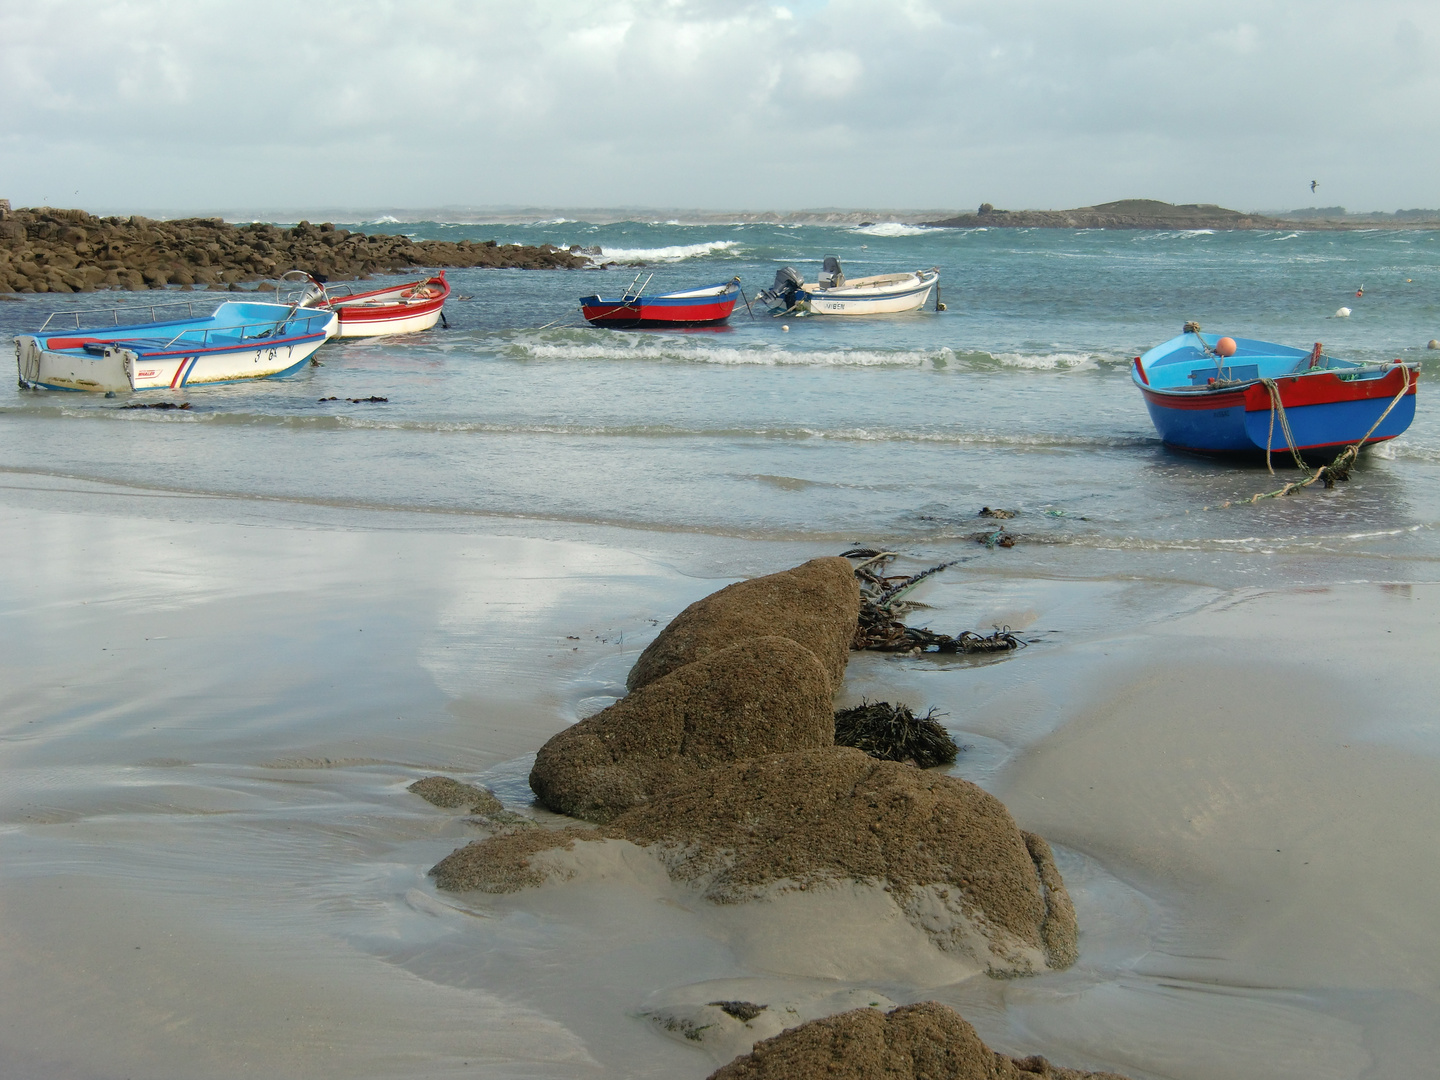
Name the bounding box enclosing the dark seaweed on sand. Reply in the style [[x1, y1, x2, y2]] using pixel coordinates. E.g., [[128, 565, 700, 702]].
[[841, 548, 1026, 654], [709, 1000, 767, 1022], [834, 699, 959, 768]]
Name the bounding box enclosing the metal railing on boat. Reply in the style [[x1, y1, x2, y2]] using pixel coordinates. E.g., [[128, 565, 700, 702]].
[[155, 311, 333, 350], [37, 301, 207, 333]]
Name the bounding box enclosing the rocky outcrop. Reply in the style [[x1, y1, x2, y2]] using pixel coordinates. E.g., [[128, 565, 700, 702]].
[[627, 557, 860, 692], [924, 199, 1293, 231], [530, 637, 835, 822], [708, 1002, 1129, 1080], [408, 776, 503, 813], [430, 824, 621, 893], [442, 747, 1077, 976], [0, 204, 587, 294]]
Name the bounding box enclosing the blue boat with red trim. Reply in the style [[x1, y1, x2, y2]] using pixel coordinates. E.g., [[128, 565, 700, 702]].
[[1132, 324, 1419, 458], [580, 275, 743, 328]]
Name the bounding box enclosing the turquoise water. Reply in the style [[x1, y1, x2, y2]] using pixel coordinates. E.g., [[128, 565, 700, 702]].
[[4, 222, 1439, 588]]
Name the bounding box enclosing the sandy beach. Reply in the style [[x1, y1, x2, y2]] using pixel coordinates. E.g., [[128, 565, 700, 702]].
[[2, 467, 1436, 1079]]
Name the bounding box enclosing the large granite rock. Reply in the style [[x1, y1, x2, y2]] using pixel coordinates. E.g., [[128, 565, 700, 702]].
[[618, 747, 1076, 974], [530, 636, 835, 823], [628, 557, 859, 692], [708, 1002, 1129, 1080], [443, 747, 1077, 976]]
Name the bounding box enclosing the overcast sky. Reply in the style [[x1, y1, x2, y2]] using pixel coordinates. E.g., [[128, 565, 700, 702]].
[[2, 0, 1437, 215]]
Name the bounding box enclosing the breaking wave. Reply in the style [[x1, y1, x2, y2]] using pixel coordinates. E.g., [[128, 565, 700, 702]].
[[501, 336, 1119, 371], [852, 223, 933, 237], [598, 240, 742, 263]]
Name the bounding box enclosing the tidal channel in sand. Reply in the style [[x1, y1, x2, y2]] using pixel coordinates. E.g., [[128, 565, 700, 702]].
[[0, 473, 1437, 1078]]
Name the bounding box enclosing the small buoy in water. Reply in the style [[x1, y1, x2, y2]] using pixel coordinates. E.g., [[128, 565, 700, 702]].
[[1428, 339, 1439, 350], [781, 324, 789, 332], [1216, 336, 1237, 357], [1336, 307, 1351, 317], [1356, 286, 1364, 297], [936, 302, 947, 311]]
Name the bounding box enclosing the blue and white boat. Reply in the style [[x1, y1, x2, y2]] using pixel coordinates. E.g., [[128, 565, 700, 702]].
[[1133, 326, 1419, 456], [15, 299, 337, 393], [757, 256, 939, 316]]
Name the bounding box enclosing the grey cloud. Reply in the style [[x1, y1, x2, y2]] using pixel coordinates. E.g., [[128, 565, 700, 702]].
[[1, 0, 1437, 211]]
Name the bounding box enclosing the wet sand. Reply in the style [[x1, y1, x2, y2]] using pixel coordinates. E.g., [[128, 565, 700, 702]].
[[1, 472, 1437, 1078]]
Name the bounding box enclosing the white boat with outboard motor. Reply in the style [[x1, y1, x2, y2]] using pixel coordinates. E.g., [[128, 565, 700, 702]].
[[15, 299, 337, 393], [757, 256, 940, 316]]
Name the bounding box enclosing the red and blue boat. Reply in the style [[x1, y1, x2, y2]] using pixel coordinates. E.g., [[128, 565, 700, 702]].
[[580, 275, 743, 328], [1133, 326, 1419, 458]]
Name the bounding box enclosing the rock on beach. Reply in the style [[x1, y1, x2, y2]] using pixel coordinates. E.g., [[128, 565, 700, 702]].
[[530, 636, 836, 822], [407, 775, 503, 814], [708, 1002, 1130, 1080], [627, 556, 860, 692], [439, 747, 1077, 976], [0, 204, 588, 294]]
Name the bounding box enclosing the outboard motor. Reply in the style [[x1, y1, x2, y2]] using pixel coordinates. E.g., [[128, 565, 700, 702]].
[[757, 266, 805, 311], [818, 255, 845, 289]]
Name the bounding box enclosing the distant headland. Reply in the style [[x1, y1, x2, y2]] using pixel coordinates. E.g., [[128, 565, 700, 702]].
[[922, 199, 1440, 230]]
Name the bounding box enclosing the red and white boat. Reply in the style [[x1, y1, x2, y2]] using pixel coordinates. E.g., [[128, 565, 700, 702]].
[[294, 271, 450, 337]]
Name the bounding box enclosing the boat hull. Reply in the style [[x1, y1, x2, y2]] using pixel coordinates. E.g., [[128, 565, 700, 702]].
[[334, 303, 444, 337], [1137, 365, 1418, 455], [801, 274, 936, 315], [323, 275, 450, 338], [581, 282, 740, 328], [15, 303, 336, 392]]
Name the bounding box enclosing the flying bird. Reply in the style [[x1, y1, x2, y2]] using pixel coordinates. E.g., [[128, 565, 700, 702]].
[[1310, 180, 1318, 193]]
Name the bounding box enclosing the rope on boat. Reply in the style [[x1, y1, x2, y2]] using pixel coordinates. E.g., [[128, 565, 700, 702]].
[[1248, 363, 1413, 502], [1260, 379, 1310, 475], [737, 281, 756, 319]]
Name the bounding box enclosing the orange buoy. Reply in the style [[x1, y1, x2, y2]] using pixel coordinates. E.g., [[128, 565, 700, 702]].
[[1216, 336, 1237, 357]]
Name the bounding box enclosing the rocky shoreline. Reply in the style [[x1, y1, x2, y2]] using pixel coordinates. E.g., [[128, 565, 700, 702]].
[[0, 202, 588, 294]]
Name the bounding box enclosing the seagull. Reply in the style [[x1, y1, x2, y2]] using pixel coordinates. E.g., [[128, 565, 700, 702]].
[[1310, 180, 1318, 193]]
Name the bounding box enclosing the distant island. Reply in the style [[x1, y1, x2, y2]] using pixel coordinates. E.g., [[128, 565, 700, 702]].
[[923, 199, 1440, 230]]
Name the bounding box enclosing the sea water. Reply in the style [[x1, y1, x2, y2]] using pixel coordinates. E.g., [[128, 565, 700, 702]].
[[3, 221, 1437, 587], [2, 222, 1439, 1079]]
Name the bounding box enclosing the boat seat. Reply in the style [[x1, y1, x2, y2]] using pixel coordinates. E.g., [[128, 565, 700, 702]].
[[1189, 364, 1258, 384]]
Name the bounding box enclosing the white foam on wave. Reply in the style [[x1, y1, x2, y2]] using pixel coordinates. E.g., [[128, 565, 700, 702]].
[[366, 215, 402, 225], [598, 240, 741, 263], [852, 222, 933, 237], [513, 338, 953, 367], [509, 337, 1116, 373], [991, 350, 1102, 370], [1375, 439, 1440, 463], [1270, 232, 1302, 241]]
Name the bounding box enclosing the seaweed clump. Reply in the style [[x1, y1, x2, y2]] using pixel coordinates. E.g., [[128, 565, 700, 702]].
[[835, 700, 959, 768], [843, 549, 1027, 654], [710, 1001, 767, 1022]]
